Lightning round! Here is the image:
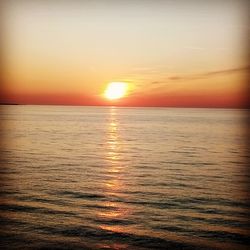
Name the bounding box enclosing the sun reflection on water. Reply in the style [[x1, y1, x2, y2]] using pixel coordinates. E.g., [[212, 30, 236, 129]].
[[106, 107, 121, 169], [98, 107, 130, 233]]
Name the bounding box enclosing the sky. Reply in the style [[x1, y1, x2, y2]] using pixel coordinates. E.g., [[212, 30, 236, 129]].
[[1, 0, 249, 107]]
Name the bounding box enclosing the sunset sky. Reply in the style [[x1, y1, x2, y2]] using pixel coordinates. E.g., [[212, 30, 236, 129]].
[[1, 0, 249, 107]]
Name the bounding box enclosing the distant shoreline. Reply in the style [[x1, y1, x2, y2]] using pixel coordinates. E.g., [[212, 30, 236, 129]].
[[0, 103, 20, 105]]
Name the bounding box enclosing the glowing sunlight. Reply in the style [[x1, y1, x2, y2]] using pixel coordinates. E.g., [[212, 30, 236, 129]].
[[104, 82, 128, 100]]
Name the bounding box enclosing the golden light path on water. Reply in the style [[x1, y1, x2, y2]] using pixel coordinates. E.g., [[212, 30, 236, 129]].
[[98, 107, 131, 234]]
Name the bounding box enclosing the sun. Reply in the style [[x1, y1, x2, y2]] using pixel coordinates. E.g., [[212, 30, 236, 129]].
[[104, 82, 128, 100]]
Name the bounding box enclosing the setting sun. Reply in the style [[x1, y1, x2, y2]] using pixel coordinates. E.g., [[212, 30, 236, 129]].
[[104, 82, 128, 100]]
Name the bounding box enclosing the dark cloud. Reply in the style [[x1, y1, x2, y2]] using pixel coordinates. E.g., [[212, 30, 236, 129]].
[[204, 67, 249, 76], [168, 76, 182, 81], [167, 66, 249, 82]]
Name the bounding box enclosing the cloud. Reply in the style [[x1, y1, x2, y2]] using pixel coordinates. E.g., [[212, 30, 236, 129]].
[[204, 67, 249, 76], [125, 66, 248, 97], [166, 66, 249, 82]]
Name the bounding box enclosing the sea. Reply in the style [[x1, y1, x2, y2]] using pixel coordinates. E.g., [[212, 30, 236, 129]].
[[0, 105, 249, 250]]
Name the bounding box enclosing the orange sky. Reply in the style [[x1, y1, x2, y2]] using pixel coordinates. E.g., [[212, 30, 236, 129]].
[[1, 0, 249, 108]]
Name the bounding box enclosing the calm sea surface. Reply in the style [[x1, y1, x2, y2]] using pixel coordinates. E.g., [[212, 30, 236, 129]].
[[0, 105, 249, 249]]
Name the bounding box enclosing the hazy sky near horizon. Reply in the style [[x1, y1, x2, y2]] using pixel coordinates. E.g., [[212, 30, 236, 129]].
[[1, 0, 249, 107]]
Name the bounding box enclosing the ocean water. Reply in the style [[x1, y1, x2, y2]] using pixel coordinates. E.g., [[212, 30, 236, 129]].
[[0, 105, 249, 250]]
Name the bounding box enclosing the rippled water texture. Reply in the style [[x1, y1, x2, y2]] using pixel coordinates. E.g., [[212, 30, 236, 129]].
[[0, 105, 249, 249]]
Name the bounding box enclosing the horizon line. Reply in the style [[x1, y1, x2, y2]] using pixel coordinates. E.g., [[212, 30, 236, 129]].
[[0, 103, 249, 110]]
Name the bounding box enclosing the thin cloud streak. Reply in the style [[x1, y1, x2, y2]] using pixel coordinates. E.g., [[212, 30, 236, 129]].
[[129, 66, 248, 92], [150, 66, 249, 86], [129, 66, 248, 97]]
